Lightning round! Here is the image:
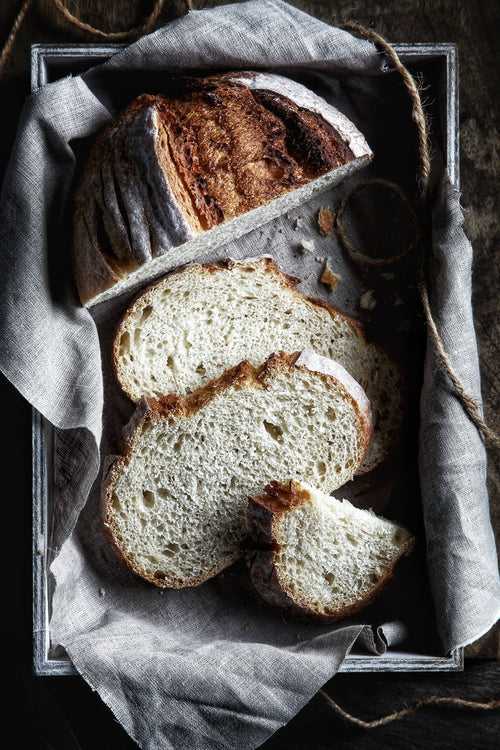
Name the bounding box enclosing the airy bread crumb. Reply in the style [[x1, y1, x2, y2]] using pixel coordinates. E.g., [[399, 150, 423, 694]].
[[104, 353, 372, 589], [247, 479, 414, 620]]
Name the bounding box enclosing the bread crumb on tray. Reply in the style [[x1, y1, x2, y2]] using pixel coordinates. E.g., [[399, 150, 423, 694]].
[[297, 238, 315, 254], [320, 260, 342, 290], [317, 206, 335, 236], [359, 289, 377, 310]]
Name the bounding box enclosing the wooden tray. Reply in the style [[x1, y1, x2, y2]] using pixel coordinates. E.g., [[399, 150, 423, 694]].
[[32, 43, 462, 676]]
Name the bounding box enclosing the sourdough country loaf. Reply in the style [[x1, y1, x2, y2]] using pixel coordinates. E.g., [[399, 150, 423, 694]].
[[247, 480, 414, 620], [114, 258, 402, 473], [103, 351, 372, 588], [73, 71, 372, 305]]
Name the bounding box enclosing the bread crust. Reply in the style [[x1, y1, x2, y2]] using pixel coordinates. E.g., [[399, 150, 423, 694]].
[[247, 480, 415, 621], [103, 353, 372, 589], [73, 71, 364, 304]]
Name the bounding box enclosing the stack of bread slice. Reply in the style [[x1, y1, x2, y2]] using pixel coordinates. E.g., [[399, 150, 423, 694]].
[[104, 258, 413, 619]]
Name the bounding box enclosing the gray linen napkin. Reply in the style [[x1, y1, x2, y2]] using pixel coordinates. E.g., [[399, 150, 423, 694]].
[[0, 2, 498, 748]]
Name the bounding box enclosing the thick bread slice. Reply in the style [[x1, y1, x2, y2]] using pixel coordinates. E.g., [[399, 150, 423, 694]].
[[103, 351, 372, 589], [114, 257, 401, 472], [247, 480, 414, 621]]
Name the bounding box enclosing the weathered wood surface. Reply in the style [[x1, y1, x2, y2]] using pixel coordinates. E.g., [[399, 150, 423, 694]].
[[0, 1, 498, 748]]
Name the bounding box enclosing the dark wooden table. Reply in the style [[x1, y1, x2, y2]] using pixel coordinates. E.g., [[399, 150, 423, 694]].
[[0, 1, 498, 748]]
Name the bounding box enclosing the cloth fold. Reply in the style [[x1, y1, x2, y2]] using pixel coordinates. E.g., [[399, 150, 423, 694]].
[[0, 2, 498, 748]]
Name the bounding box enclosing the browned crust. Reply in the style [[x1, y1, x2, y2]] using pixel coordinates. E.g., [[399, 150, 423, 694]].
[[103, 353, 371, 589], [246, 480, 312, 549], [112, 256, 366, 400], [247, 480, 415, 622], [74, 71, 360, 304], [150, 76, 354, 228]]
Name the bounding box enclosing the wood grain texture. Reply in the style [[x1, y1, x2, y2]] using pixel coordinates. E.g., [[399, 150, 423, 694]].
[[0, 2, 498, 748]]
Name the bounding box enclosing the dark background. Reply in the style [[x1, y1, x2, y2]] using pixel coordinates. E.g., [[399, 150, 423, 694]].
[[0, 1, 498, 747]]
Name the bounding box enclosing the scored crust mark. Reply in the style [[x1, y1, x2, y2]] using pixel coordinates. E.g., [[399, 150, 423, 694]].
[[73, 72, 361, 304], [250, 89, 354, 175], [152, 78, 353, 229], [247, 480, 415, 621]]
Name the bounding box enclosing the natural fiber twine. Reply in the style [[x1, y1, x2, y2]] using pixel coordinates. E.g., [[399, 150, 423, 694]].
[[324, 19, 500, 727], [0, 0, 498, 732], [340, 21, 499, 449], [0, 0, 32, 74], [319, 689, 500, 729], [0, 1, 192, 74], [335, 177, 419, 267], [1, 4, 497, 447]]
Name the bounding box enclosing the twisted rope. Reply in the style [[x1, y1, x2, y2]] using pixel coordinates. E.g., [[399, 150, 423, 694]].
[[319, 689, 500, 729], [341, 21, 499, 447], [336, 177, 419, 266], [48, 0, 168, 40], [0, 0, 193, 77], [419, 281, 500, 446], [0, 0, 32, 76], [343, 21, 431, 197]]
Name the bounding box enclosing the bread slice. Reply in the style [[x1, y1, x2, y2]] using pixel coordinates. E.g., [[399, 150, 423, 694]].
[[73, 71, 372, 306], [247, 480, 414, 620], [114, 257, 401, 472], [103, 351, 372, 589]]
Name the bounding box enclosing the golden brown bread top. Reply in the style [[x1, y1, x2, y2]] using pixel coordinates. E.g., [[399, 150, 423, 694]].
[[149, 75, 354, 230], [73, 72, 360, 304]]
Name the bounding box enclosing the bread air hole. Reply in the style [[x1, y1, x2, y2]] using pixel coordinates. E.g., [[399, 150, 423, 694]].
[[139, 305, 153, 325], [142, 490, 155, 509], [167, 355, 174, 369], [111, 493, 121, 511], [173, 434, 185, 452], [157, 489, 170, 501], [324, 572, 336, 586], [263, 420, 283, 443], [326, 408, 337, 421], [317, 461, 327, 477], [196, 363, 206, 375], [119, 331, 130, 356], [162, 543, 179, 557]]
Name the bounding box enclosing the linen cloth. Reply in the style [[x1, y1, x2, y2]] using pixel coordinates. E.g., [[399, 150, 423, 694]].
[[0, 1, 498, 748]]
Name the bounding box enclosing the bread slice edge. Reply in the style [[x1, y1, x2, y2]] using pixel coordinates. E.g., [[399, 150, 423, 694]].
[[103, 351, 372, 588], [247, 479, 415, 621]]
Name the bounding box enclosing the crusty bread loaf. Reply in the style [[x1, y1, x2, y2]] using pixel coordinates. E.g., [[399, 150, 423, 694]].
[[114, 257, 401, 473], [73, 71, 372, 305], [103, 351, 372, 589], [247, 480, 414, 620]]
